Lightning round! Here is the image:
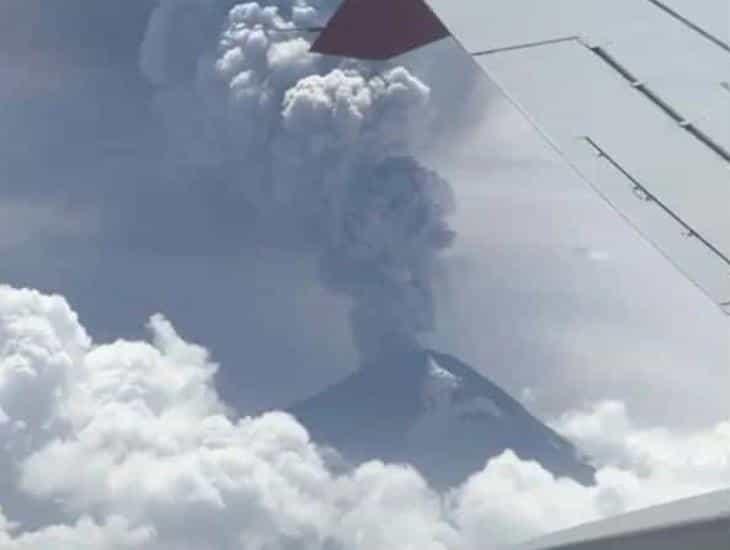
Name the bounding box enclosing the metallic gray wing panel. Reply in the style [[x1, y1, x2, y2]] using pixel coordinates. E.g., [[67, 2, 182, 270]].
[[312, 0, 730, 312], [518, 488, 730, 549]]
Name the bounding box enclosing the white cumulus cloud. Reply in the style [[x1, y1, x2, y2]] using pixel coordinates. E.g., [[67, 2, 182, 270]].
[[0, 284, 728, 549]]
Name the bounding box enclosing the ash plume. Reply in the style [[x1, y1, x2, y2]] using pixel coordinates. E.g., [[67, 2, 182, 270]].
[[140, 1, 455, 361]]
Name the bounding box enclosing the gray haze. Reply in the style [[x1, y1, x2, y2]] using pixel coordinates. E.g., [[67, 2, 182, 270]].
[[0, 0, 727, 429]]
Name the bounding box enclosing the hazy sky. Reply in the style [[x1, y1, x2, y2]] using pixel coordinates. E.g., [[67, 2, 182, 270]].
[[0, 1, 728, 548], [0, 0, 727, 426]]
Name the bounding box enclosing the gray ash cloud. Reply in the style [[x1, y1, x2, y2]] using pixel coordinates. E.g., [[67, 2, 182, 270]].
[[140, 1, 456, 361]]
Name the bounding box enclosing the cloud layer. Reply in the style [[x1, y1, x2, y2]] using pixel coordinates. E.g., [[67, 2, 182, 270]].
[[2, 1, 728, 548], [1, 284, 728, 549]]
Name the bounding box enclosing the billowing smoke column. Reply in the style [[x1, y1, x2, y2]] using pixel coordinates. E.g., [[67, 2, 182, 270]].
[[140, 0, 455, 361]]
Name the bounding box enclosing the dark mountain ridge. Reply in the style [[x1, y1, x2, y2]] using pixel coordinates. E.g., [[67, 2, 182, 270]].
[[289, 348, 595, 488]]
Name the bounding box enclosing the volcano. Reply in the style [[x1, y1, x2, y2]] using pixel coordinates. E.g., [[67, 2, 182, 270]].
[[289, 348, 595, 488]]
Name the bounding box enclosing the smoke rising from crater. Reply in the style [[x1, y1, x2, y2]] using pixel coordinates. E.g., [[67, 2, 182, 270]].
[[140, 0, 455, 361]]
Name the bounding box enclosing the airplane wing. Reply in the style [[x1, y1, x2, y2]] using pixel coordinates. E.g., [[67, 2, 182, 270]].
[[312, 0, 730, 546], [312, 0, 730, 316], [517, 488, 730, 550]]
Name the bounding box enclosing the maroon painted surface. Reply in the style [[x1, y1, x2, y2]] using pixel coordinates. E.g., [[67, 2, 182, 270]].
[[311, 0, 450, 60]]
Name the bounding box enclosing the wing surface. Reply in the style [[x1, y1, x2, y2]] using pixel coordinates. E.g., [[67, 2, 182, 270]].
[[312, 0, 730, 313], [517, 488, 730, 549]]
